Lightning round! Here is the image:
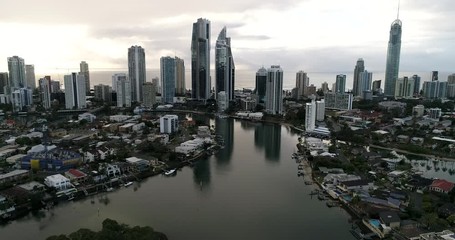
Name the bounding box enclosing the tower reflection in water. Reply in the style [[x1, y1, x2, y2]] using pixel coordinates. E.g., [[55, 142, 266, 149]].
[[255, 123, 281, 162]]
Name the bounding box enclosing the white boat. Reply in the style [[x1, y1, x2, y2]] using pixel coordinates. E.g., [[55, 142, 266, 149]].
[[124, 182, 133, 187], [106, 187, 114, 192], [164, 169, 176, 176]]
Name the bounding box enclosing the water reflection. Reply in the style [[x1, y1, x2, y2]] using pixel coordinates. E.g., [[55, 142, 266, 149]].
[[215, 118, 234, 168], [411, 159, 455, 182], [255, 124, 281, 162], [193, 158, 211, 192]]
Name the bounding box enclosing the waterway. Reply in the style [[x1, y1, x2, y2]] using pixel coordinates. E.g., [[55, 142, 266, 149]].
[[0, 118, 354, 240]]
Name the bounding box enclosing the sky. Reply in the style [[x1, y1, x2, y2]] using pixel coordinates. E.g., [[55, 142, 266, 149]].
[[0, 0, 454, 88]]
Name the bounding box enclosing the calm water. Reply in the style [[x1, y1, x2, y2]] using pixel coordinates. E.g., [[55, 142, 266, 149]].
[[0, 119, 355, 240]]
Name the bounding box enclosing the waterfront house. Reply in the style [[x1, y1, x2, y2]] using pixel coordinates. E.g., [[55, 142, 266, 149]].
[[379, 211, 401, 229], [429, 179, 454, 194], [337, 179, 374, 192], [65, 169, 88, 183], [323, 173, 361, 186], [44, 174, 72, 191], [0, 194, 15, 218], [18, 181, 46, 194], [125, 157, 150, 172], [104, 164, 121, 177]]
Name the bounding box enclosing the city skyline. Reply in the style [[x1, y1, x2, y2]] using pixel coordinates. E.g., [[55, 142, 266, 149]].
[[0, 1, 453, 79]]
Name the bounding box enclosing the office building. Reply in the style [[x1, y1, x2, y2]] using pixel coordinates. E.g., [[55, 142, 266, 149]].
[[432, 71, 439, 81], [255, 67, 267, 105], [429, 108, 441, 120], [0, 72, 8, 94], [40, 76, 52, 109], [152, 77, 160, 94], [265, 65, 283, 115], [215, 27, 235, 102], [423, 81, 447, 99], [321, 82, 329, 93], [325, 92, 353, 110], [51, 80, 60, 93], [353, 58, 365, 96], [384, 17, 402, 96], [316, 99, 325, 121], [160, 56, 176, 103], [394, 76, 415, 98], [142, 82, 156, 108], [335, 74, 346, 93], [175, 57, 185, 96], [305, 84, 317, 97], [413, 105, 424, 118], [25, 64, 36, 89], [11, 88, 32, 112], [191, 18, 211, 101], [411, 75, 421, 95], [79, 61, 90, 94], [7, 56, 26, 89], [113, 73, 131, 107], [64, 73, 86, 109], [160, 115, 178, 134], [357, 70, 372, 98], [128, 46, 146, 102], [94, 84, 112, 103], [372, 80, 382, 93], [305, 100, 316, 131], [448, 74, 455, 84], [296, 71, 309, 99]]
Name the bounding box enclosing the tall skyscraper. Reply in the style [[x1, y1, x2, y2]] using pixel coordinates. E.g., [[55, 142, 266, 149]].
[[160, 56, 176, 103], [357, 70, 373, 97], [40, 76, 52, 109], [25, 64, 36, 89], [64, 73, 86, 109], [432, 71, 439, 81], [255, 67, 267, 106], [372, 80, 382, 93], [128, 46, 146, 102], [0, 72, 8, 94], [215, 27, 235, 102], [152, 77, 160, 94], [191, 18, 211, 101], [7, 56, 26, 89], [79, 61, 90, 94], [384, 17, 402, 97], [142, 82, 156, 108], [11, 88, 32, 112], [175, 57, 185, 96], [321, 82, 329, 93], [316, 99, 325, 121], [423, 81, 447, 99], [335, 74, 346, 93], [296, 71, 309, 99], [352, 58, 365, 96], [113, 73, 131, 107], [305, 100, 316, 131], [265, 65, 283, 115], [411, 75, 421, 95], [51, 80, 60, 93]]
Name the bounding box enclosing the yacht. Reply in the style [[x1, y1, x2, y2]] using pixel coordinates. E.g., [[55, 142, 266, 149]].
[[124, 182, 133, 187], [164, 169, 176, 176]]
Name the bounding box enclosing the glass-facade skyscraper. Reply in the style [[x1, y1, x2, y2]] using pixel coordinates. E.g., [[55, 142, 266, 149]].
[[352, 58, 364, 96], [7, 56, 26, 89], [160, 56, 176, 104], [215, 27, 235, 102], [255, 67, 267, 106], [384, 18, 402, 97], [191, 18, 211, 101], [128, 45, 146, 102], [335, 74, 346, 93], [79, 61, 90, 94], [265, 65, 283, 115]]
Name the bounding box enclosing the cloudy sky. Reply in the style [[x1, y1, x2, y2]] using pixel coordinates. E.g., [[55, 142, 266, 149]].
[[0, 0, 454, 87]]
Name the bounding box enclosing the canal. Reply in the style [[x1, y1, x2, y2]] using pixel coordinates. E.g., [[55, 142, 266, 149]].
[[0, 118, 355, 239]]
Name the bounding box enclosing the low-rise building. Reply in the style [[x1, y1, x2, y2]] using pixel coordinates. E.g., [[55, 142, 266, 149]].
[[44, 174, 72, 190], [0, 169, 29, 184], [22, 149, 82, 171], [78, 112, 97, 122], [379, 211, 401, 229], [429, 179, 454, 194], [65, 169, 88, 182]]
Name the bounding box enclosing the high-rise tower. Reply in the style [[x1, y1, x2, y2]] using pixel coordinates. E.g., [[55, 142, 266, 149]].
[[175, 57, 185, 96], [64, 73, 86, 109], [215, 27, 235, 102], [128, 46, 146, 102], [160, 56, 176, 104], [255, 67, 267, 106], [79, 61, 90, 94], [191, 18, 211, 101], [353, 58, 365, 96], [265, 65, 283, 115], [7, 56, 26, 89], [25, 64, 36, 89], [384, 6, 402, 97]]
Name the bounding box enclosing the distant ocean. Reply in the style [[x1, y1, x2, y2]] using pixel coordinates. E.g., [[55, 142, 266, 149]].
[[48, 69, 453, 91]]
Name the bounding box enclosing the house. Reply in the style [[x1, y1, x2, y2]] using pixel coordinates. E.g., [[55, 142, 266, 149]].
[[44, 174, 72, 191], [50, 128, 67, 138], [0, 194, 15, 218], [407, 175, 433, 192], [430, 179, 455, 194], [105, 164, 121, 177], [337, 179, 374, 192], [18, 181, 46, 193], [65, 169, 88, 182], [396, 135, 410, 144], [125, 157, 150, 172], [379, 211, 401, 228], [411, 137, 424, 146]]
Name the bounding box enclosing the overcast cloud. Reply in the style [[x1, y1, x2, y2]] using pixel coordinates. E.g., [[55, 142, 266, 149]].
[[0, 0, 454, 87]]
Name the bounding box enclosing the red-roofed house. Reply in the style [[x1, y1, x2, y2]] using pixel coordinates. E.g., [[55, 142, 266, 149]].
[[430, 179, 455, 194], [65, 169, 88, 183]]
